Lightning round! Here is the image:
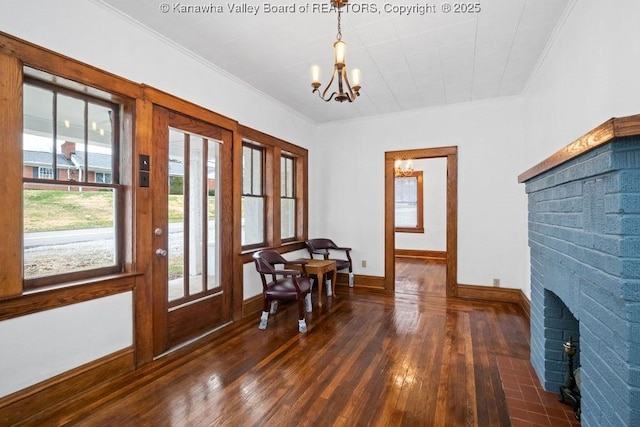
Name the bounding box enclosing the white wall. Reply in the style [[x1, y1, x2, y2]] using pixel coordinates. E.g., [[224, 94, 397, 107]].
[[0, 293, 132, 396], [316, 97, 528, 290], [395, 158, 447, 251], [523, 0, 640, 165]]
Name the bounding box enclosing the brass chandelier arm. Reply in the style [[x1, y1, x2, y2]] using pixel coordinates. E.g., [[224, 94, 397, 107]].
[[310, 0, 362, 103], [314, 64, 340, 101], [312, 65, 360, 103], [340, 67, 359, 102]]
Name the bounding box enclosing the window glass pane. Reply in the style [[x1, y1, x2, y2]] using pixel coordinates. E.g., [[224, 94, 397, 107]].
[[242, 146, 252, 195], [23, 186, 117, 279], [57, 94, 86, 182], [242, 144, 264, 247], [168, 129, 185, 301], [87, 103, 114, 182], [23, 84, 54, 179], [188, 136, 205, 295], [252, 148, 262, 195], [281, 156, 294, 197], [242, 196, 264, 246], [281, 199, 295, 240], [207, 139, 220, 291], [395, 176, 418, 227]]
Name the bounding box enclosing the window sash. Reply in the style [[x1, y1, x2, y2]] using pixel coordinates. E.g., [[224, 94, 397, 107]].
[[394, 172, 424, 233], [242, 142, 266, 248], [22, 77, 122, 288]]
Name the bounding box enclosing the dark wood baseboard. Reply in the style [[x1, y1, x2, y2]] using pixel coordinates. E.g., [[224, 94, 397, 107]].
[[242, 294, 263, 318], [395, 249, 446, 263], [519, 291, 531, 323], [0, 347, 134, 426], [458, 284, 530, 318], [336, 273, 385, 289]]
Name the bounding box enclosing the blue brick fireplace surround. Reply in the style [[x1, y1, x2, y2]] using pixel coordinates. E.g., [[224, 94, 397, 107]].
[[520, 117, 640, 427]]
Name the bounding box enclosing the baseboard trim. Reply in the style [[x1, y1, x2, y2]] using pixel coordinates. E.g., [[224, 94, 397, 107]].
[[0, 347, 134, 426], [242, 294, 263, 318], [337, 273, 385, 289], [458, 284, 530, 318], [395, 249, 446, 262], [519, 291, 531, 323]]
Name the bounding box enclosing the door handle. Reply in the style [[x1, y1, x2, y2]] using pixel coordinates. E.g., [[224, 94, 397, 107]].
[[156, 248, 168, 257]]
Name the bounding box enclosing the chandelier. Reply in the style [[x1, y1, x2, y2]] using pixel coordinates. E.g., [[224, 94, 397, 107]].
[[310, 0, 361, 102], [394, 160, 414, 177]]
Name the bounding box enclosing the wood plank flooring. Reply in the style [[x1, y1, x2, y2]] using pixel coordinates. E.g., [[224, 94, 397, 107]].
[[24, 258, 532, 426]]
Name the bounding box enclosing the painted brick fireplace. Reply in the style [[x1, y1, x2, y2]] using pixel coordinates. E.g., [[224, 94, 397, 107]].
[[520, 116, 640, 426]]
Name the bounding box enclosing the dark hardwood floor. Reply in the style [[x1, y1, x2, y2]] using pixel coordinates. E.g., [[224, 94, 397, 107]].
[[27, 258, 532, 426]]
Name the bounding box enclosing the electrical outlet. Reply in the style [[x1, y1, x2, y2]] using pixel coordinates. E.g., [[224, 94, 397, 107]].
[[361, 260, 367, 268], [493, 278, 500, 287]]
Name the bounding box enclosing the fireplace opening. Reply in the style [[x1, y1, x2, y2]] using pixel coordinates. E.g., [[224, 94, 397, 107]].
[[534, 289, 580, 390]]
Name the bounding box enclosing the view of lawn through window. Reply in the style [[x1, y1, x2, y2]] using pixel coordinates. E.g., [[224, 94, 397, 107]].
[[22, 75, 121, 284]]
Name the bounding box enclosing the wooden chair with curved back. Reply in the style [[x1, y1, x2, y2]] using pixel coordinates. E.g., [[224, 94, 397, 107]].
[[252, 249, 313, 333], [305, 238, 354, 287]]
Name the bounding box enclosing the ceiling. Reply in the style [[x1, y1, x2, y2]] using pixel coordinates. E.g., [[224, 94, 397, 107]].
[[99, 0, 571, 123]]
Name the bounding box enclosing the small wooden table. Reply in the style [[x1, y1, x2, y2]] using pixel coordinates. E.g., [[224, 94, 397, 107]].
[[286, 258, 337, 306]]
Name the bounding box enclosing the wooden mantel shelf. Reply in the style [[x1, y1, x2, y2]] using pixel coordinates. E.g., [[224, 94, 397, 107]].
[[518, 114, 640, 183]]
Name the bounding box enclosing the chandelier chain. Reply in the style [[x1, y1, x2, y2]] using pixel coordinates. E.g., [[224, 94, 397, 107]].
[[336, 7, 342, 41]]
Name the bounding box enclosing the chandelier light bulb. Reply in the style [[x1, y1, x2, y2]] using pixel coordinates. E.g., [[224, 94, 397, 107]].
[[334, 40, 346, 66], [311, 65, 321, 85]]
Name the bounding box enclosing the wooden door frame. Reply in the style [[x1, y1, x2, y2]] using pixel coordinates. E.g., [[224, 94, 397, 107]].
[[134, 87, 239, 364], [384, 146, 458, 296]]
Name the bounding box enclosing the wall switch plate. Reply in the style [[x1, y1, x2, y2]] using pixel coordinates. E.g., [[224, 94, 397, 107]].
[[361, 260, 367, 268], [139, 154, 150, 171], [493, 278, 500, 287], [139, 171, 150, 187]]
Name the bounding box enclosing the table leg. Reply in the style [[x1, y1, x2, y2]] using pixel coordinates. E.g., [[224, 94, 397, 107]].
[[317, 270, 323, 307], [331, 267, 337, 297]]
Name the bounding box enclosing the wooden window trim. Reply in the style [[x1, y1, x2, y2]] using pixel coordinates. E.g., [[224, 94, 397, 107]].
[[395, 171, 424, 233], [237, 125, 308, 255], [0, 32, 139, 301]]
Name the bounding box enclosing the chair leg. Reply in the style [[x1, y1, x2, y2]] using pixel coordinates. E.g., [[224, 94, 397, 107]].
[[297, 298, 308, 333], [305, 293, 312, 312], [298, 319, 308, 333], [259, 311, 269, 330], [349, 272, 354, 287], [270, 300, 278, 314]]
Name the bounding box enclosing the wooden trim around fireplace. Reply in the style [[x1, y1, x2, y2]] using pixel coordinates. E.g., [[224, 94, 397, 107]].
[[518, 114, 640, 183]]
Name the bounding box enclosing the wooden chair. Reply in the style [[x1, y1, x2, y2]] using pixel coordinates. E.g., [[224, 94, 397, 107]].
[[252, 250, 313, 333], [305, 238, 354, 287]]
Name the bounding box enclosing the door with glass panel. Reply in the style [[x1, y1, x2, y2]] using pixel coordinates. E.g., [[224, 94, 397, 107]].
[[152, 106, 232, 354]]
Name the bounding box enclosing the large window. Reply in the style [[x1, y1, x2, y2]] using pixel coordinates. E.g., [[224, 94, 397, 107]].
[[280, 155, 296, 241], [241, 142, 265, 248], [395, 171, 424, 233], [22, 76, 121, 287], [238, 125, 307, 252]]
